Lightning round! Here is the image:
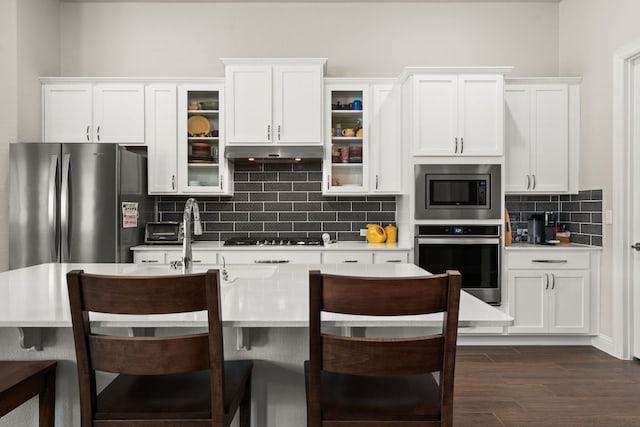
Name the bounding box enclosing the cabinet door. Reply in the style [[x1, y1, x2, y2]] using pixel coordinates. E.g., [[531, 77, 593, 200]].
[[373, 252, 408, 264], [458, 75, 504, 156], [225, 65, 272, 144], [178, 84, 231, 195], [133, 251, 165, 264], [323, 252, 374, 264], [93, 84, 145, 144], [220, 251, 321, 264], [370, 84, 402, 194], [530, 85, 569, 192], [43, 83, 93, 142], [146, 84, 178, 194], [273, 64, 323, 144], [548, 270, 590, 334], [412, 75, 457, 155], [507, 270, 548, 334], [504, 85, 532, 192]]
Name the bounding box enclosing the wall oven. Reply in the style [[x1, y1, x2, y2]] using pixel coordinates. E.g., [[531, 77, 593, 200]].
[[415, 225, 501, 305], [415, 164, 501, 220]]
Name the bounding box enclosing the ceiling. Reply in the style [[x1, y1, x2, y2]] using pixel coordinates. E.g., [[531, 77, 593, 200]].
[[60, 0, 562, 3]]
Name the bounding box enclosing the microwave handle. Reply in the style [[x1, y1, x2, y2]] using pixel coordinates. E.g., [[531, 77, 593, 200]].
[[415, 237, 501, 245]]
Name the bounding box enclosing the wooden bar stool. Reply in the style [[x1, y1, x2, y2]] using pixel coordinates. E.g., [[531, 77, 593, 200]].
[[0, 360, 57, 426]]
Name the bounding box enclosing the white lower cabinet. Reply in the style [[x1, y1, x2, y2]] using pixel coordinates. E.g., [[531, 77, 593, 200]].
[[220, 251, 321, 265], [133, 250, 217, 265], [506, 251, 592, 335], [323, 252, 374, 264], [373, 252, 408, 264]]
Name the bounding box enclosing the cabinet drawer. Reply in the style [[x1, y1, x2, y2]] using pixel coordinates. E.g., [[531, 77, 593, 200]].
[[373, 252, 409, 264], [323, 252, 374, 264], [165, 250, 218, 265], [221, 251, 321, 265], [134, 252, 165, 264], [507, 251, 589, 270]]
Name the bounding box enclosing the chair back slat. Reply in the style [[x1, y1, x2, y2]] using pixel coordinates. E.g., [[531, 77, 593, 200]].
[[79, 273, 208, 314], [322, 335, 445, 376], [321, 274, 448, 315], [88, 334, 210, 375]]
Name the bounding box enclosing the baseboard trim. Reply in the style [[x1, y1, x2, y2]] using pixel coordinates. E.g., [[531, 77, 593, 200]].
[[591, 334, 618, 358], [457, 335, 594, 346]]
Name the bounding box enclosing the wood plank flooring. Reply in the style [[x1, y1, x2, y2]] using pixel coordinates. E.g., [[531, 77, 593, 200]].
[[453, 346, 640, 426]]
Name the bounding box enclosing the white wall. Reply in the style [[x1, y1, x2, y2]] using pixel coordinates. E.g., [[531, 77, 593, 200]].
[[559, 0, 640, 341], [0, 0, 60, 274], [0, 0, 18, 273], [59, 2, 559, 78]]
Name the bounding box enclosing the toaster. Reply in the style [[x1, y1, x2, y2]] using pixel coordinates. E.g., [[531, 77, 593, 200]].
[[144, 222, 184, 244]]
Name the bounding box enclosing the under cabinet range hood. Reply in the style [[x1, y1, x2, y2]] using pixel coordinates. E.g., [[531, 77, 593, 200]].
[[224, 145, 324, 161]]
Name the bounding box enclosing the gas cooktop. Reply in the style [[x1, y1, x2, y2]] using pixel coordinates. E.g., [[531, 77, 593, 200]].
[[223, 237, 323, 247]]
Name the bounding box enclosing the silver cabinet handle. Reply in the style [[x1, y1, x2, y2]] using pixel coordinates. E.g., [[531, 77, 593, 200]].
[[97, 125, 101, 142], [192, 260, 202, 263], [375, 174, 379, 190], [86, 125, 90, 141], [532, 259, 568, 263], [327, 174, 330, 190], [526, 175, 531, 190], [141, 259, 159, 263], [254, 260, 290, 264], [267, 124, 271, 141], [171, 175, 176, 190], [461, 137, 464, 153], [455, 137, 458, 153], [343, 260, 359, 263], [277, 125, 281, 141], [385, 260, 403, 263], [632, 243, 640, 251], [551, 273, 555, 290], [545, 273, 549, 290], [220, 175, 224, 188], [532, 174, 536, 189]]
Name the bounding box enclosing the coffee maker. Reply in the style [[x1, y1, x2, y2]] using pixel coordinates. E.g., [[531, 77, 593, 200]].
[[527, 212, 557, 244]]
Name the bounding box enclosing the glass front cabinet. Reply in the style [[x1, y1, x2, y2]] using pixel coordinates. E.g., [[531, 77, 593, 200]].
[[323, 83, 369, 194], [177, 83, 232, 195]]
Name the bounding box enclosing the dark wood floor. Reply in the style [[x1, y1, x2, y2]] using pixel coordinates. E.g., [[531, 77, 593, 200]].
[[454, 346, 640, 426]]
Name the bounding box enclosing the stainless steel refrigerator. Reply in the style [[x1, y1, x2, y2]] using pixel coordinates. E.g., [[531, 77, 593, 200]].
[[9, 143, 155, 269]]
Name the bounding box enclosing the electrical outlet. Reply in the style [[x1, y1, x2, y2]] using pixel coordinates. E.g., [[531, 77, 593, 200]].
[[359, 229, 367, 237]]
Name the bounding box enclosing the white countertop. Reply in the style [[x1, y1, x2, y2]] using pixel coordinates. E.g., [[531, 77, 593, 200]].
[[0, 263, 511, 328], [132, 241, 411, 251], [504, 242, 602, 251]]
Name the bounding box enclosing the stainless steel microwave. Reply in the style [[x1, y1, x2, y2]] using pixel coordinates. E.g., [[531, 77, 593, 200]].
[[414, 164, 501, 220]]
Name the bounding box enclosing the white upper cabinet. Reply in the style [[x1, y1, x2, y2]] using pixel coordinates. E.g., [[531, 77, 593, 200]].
[[504, 78, 580, 194], [146, 84, 178, 194], [42, 80, 145, 144], [43, 83, 93, 143], [403, 69, 508, 157], [370, 83, 402, 194], [223, 59, 326, 145]]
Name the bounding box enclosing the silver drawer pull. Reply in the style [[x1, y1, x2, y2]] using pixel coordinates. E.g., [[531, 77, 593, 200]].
[[532, 259, 568, 263], [141, 259, 158, 263], [254, 260, 290, 264], [385, 260, 402, 263], [343, 260, 359, 263], [192, 260, 202, 263]]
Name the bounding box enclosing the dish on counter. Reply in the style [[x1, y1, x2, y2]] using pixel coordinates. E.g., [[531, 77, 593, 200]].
[[187, 116, 210, 136]]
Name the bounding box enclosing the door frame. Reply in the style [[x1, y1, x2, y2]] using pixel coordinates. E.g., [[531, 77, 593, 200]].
[[612, 40, 640, 359]]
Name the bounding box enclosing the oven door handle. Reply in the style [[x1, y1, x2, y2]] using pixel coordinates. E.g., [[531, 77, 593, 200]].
[[415, 237, 501, 245]]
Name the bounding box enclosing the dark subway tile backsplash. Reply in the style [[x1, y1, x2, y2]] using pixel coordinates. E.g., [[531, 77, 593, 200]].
[[506, 189, 603, 246], [157, 160, 396, 242]]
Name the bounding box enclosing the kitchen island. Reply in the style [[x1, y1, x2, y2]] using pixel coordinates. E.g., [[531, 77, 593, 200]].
[[0, 263, 512, 427]]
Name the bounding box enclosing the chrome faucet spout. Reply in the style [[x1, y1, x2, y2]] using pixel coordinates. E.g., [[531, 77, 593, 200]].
[[181, 198, 203, 273]]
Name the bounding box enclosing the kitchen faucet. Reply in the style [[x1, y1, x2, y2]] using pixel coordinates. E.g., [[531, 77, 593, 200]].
[[181, 198, 203, 273]]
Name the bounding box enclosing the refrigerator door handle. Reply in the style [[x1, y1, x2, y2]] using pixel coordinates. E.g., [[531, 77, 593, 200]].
[[61, 153, 71, 262], [48, 155, 59, 262]]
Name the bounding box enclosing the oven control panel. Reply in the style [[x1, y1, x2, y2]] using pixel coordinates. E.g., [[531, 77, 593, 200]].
[[416, 225, 500, 237]]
